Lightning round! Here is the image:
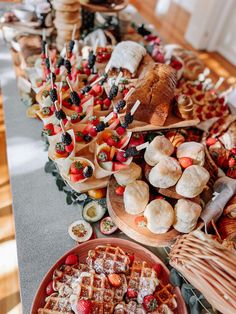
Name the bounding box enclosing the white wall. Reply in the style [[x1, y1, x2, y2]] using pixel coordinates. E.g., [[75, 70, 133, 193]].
[[173, 0, 197, 13]]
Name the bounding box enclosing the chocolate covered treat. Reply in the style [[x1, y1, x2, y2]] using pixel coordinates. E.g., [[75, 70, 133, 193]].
[[126, 64, 177, 126]]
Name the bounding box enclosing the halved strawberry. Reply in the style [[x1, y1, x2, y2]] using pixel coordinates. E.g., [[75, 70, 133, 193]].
[[116, 151, 128, 163], [113, 162, 128, 171], [206, 137, 217, 146], [44, 123, 54, 131], [70, 161, 83, 174], [127, 288, 138, 299], [116, 126, 126, 136], [70, 173, 85, 182], [65, 143, 74, 153], [106, 135, 120, 147], [46, 281, 54, 296], [76, 299, 92, 314], [108, 274, 122, 287], [153, 263, 162, 277], [75, 131, 84, 142], [92, 84, 103, 96], [65, 254, 78, 265]]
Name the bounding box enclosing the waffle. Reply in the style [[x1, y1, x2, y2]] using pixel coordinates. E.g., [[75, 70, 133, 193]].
[[127, 261, 159, 304], [38, 293, 73, 314], [154, 282, 177, 311], [86, 245, 130, 275], [53, 263, 89, 297], [114, 301, 145, 313], [70, 270, 127, 313]]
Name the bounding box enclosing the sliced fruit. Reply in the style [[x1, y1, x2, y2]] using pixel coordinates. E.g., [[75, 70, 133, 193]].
[[65, 254, 78, 265], [206, 137, 217, 146], [70, 173, 85, 182], [116, 151, 128, 163], [127, 287, 138, 299], [82, 200, 106, 222], [108, 274, 122, 287], [65, 143, 74, 153], [70, 161, 83, 174], [46, 281, 54, 296], [178, 157, 193, 169], [76, 299, 92, 314], [113, 162, 128, 171], [134, 216, 147, 227], [100, 217, 118, 235], [99, 161, 113, 171], [88, 188, 106, 199], [115, 186, 125, 196], [68, 220, 93, 242], [153, 263, 162, 277]]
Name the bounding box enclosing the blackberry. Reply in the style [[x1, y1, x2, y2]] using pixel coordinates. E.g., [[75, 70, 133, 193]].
[[108, 85, 118, 99], [61, 132, 72, 145], [69, 40, 75, 53], [64, 59, 72, 74], [45, 58, 50, 69], [124, 147, 139, 158], [83, 134, 92, 142], [124, 112, 134, 125], [95, 121, 105, 132], [55, 109, 66, 120], [51, 72, 56, 83], [70, 91, 81, 106], [121, 122, 129, 129], [137, 24, 151, 37], [81, 85, 91, 94], [57, 56, 64, 68], [83, 165, 93, 178], [50, 88, 58, 102], [115, 100, 126, 112], [88, 51, 96, 69]]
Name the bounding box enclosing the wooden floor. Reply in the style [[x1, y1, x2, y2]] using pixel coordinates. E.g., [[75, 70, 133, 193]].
[[0, 1, 236, 313]]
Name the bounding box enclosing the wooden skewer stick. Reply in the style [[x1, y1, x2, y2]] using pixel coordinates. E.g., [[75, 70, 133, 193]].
[[42, 28, 46, 41], [136, 142, 149, 151], [66, 76, 73, 92], [90, 75, 106, 87], [72, 24, 76, 41], [130, 100, 141, 115], [65, 43, 68, 60], [103, 111, 115, 124], [45, 44, 48, 58], [215, 77, 224, 90], [60, 91, 62, 109], [105, 60, 111, 74], [50, 72, 54, 90], [115, 71, 123, 86], [124, 87, 135, 101]]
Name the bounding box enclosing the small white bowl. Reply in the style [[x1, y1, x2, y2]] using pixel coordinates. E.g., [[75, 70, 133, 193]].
[[13, 5, 35, 22]]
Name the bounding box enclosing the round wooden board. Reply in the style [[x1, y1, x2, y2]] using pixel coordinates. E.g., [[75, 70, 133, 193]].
[[107, 176, 180, 247], [31, 238, 187, 314], [81, 0, 128, 12]]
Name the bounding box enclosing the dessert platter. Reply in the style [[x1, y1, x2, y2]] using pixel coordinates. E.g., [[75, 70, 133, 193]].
[[31, 238, 187, 314], [2, 2, 236, 313]]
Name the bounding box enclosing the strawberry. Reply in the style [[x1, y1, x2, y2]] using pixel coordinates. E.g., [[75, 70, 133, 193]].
[[95, 98, 103, 106], [44, 123, 54, 131], [129, 133, 144, 147], [92, 84, 103, 96], [103, 98, 111, 109], [127, 288, 138, 299], [113, 162, 128, 171], [84, 68, 91, 76], [116, 126, 126, 136], [116, 151, 128, 163], [115, 186, 125, 196], [65, 254, 78, 265], [88, 116, 99, 126], [178, 157, 193, 169], [230, 148, 236, 155], [46, 281, 54, 295], [71, 112, 80, 124], [153, 263, 162, 277], [70, 173, 85, 182], [127, 253, 135, 266], [134, 216, 147, 227], [227, 167, 236, 179], [143, 295, 158, 312], [108, 274, 122, 287], [206, 137, 217, 146], [170, 58, 182, 70], [70, 161, 83, 174], [54, 67, 60, 75], [75, 131, 84, 142], [89, 127, 98, 137], [65, 143, 74, 153], [75, 106, 83, 114], [106, 135, 120, 147], [228, 157, 236, 168], [76, 299, 92, 314], [122, 88, 129, 98]]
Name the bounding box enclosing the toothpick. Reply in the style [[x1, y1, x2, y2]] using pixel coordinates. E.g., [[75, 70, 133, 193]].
[[65, 43, 68, 60], [136, 142, 149, 151], [72, 24, 76, 41], [130, 100, 141, 115], [90, 75, 105, 87], [60, 91, 62, 109], [214, 77, 224, 90], [103, 111, 114, 124], [124, 87, 135, 101], [66, 76, 73, 92], [45, 44, 48, 58], [115, 72, 123, 86], [42, 28, 46, 41]]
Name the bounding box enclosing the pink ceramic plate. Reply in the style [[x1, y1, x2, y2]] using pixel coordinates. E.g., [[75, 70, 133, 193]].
[[31, 238, 187, 314]]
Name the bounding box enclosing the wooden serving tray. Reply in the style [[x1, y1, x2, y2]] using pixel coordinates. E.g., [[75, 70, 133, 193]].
[[31, 238, 187, 314], [107, 176, 180, 247]]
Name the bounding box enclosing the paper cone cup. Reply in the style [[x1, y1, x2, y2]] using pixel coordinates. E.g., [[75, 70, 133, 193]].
[[48, 129, 75, 166], [72, 123, 96, 153], [96, 129, 132, 149], [94, 142, 132, 179]]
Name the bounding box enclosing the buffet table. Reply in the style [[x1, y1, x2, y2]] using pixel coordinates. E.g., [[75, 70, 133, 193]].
[[0, 33, 166, 314]]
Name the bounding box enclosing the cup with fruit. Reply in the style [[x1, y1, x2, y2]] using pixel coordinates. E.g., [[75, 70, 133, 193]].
[[62, 157, 95, 184], [48, 130, 75, 162]]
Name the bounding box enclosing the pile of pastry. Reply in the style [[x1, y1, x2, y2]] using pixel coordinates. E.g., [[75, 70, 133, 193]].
[[114, 134, 210, 234], [38, 245, 177, 314]]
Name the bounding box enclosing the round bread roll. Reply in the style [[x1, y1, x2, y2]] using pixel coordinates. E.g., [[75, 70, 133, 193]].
[[144, 199, 174, 234], [124, 180, 149, 215], [114, 162, 142, 186], [173, 199, 202, 233], [176, 165, 210, 198], [144, 136, 174, 166], [149, 157, 182, 188], [177, 142, 205, 166]]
